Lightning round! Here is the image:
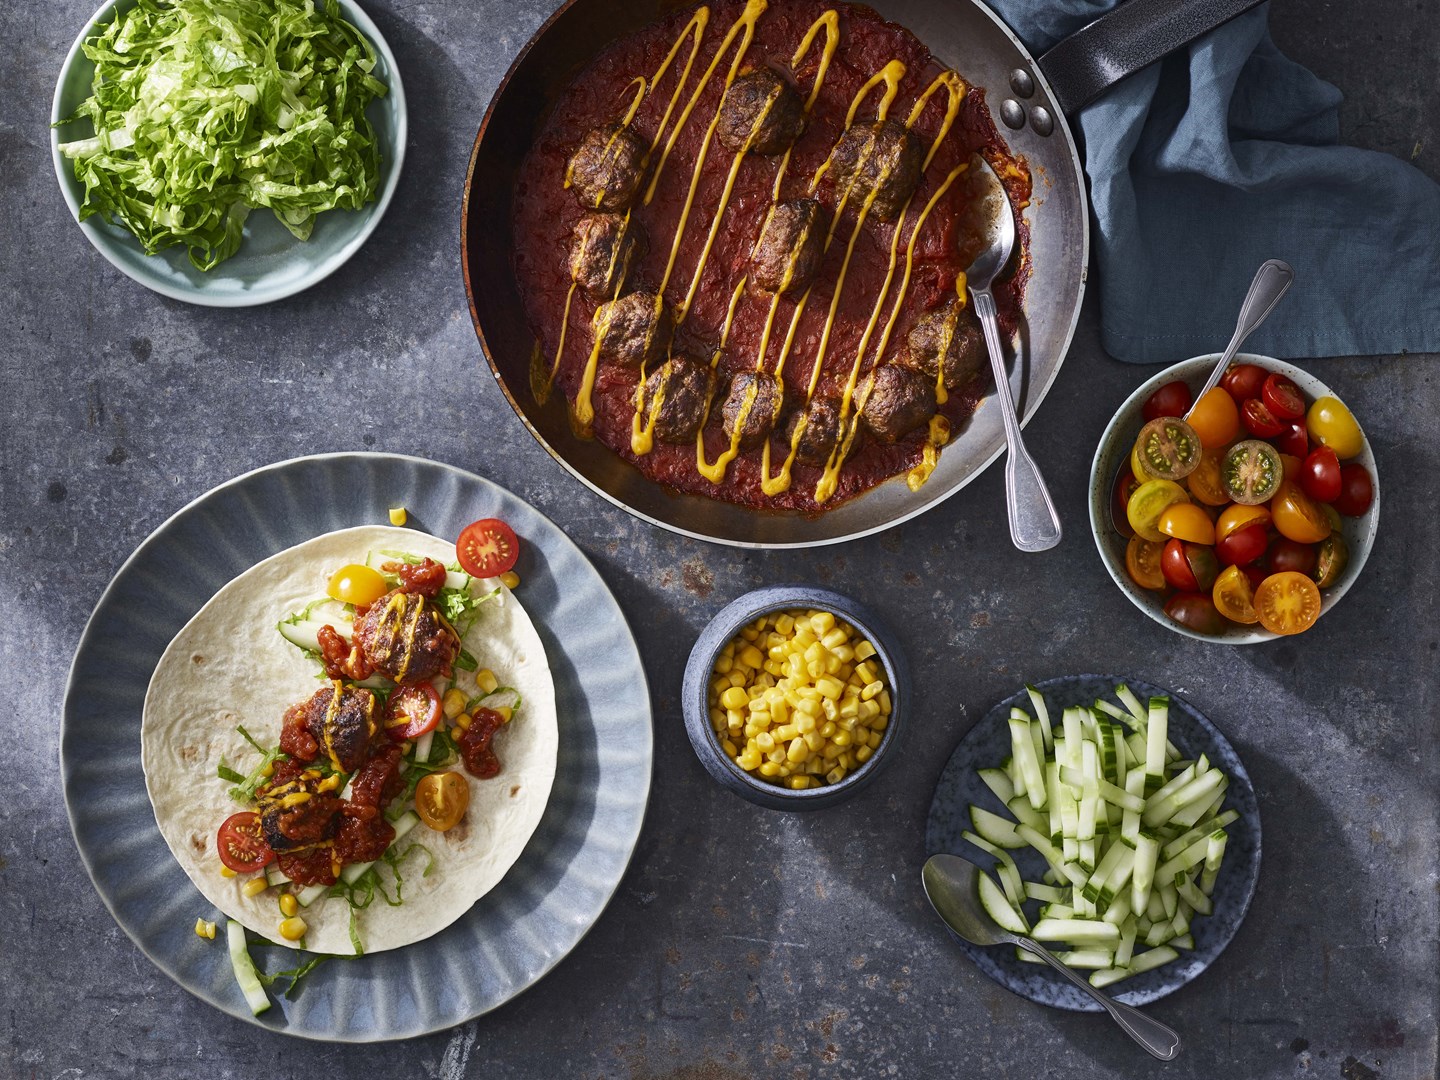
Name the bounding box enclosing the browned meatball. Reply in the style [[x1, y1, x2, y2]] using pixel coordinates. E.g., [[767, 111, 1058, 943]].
[[860, 364, 936, 443], [750, 199, 827, 297], [286, 683, 378, 773], [721, 371, 783, 449], [829, 119, 923, 221], [594, 291, 673, 369], [897, 298, 987, 391], [783, 396, 843, 465], [717, 69, 805, 155], [567, 123, 647, 212], [353, 590, 459, 684], [570, 213, 642, 299], [643, 354, 716, 443]]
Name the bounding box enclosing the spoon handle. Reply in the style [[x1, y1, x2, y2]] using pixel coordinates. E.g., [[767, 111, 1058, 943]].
[[1190, 259, 1295, 409], [1013, 937, 1181, 1060], [972, 288, 1062, 552]]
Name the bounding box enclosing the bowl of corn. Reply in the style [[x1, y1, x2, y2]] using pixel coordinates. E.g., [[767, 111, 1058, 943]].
[[682, 585, 909, 810]]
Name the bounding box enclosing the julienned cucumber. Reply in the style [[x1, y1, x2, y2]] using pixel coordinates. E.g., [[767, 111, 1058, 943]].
[[226, 920, 271, 1016], [295, 812, 422, 907]]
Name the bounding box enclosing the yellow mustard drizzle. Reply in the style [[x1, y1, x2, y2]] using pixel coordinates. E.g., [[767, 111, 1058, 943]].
[[322, 681, 344, 772], [620, 76, 648, 127], [770, 11, 841, 201], [907, 414, 951, 490]]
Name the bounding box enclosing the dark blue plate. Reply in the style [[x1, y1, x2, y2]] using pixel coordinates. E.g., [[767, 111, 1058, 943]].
[[62, 453, 652, 1040], [924, 675, 1260, 1011]]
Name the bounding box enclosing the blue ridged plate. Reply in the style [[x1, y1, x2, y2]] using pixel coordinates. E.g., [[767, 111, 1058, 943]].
[[62, 453, 652, 1040], [925, 675, 1260, 1011]]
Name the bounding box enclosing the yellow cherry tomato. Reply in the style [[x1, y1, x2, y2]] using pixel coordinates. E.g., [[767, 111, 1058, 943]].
[[1254, 571, 1322, 635], [415, 771, 470, 831], [1157, 502, 1216, 545], [1130, 442, 1150, 484], [1187, 387, 1240, 449], [1125, 536, 1167, 591], [326, 564, 389, 606], [1186, 447, 1231, 506], [1306, 395, 1364, 459], [1216, 503, 1271, 541], [1127, 479, 1190, 542], [1271, 479, 1331, 544], [1212, 564, 1259, 625]]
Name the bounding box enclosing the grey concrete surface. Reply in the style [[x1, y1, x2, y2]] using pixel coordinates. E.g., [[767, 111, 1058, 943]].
[[2, 1, 1437, 1078]]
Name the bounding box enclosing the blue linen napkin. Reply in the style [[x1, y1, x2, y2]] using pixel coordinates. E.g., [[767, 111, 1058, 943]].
[[985, 0, 1440, 363]]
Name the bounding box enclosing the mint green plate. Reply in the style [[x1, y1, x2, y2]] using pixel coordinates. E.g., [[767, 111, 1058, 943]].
[[50, 0, 407, 307]]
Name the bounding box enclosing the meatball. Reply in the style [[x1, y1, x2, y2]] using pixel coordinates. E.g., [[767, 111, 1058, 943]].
[[897, 298, 988, 391], [353, 590, 458, 684], [594, 291, 673, 369], [860, 364, 936, 443], [721, 371, 783, 449], [717, 68, 805, 155], [285, 683, 378, 773], [642, 354, 716, 443], [783, 396, 843, 465], [567, 122, 647, 212], [569, 212, 642, 299], [256, 763, 343, 856], [750, 199, 827, 296], [829, 119, 923, 221]]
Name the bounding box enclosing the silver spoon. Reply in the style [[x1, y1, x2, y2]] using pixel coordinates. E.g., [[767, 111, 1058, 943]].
[[967, 157, 1061, 552], [921, 853, 1181, 1061]]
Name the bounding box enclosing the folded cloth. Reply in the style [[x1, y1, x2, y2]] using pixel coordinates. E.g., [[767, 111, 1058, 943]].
[[985, 0, 1440, 362]]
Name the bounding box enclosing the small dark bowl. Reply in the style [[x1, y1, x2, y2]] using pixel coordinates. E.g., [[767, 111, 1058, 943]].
[[682, 585, 911, 811]]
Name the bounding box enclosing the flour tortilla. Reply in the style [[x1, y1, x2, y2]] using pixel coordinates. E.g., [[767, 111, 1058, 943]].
[[141, 526, 558, 955]]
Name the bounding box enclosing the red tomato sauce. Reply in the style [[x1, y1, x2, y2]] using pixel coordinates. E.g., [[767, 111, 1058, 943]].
[[513, 0, 1031, 513]]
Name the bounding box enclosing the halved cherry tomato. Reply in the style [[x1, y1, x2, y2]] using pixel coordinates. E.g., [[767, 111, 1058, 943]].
[[1186, 448, 1230, 506], [1157, 503, 1216, 545], [1273, 421, 1309, 458], [1313, 534, 1349, 588], [415, 771, 470, 831], [1164, 592, 1226, 635], [1127, 480, 1190, 542], [1261, 373, 1305, 420], [1267, 537, 1318, 576], [217, 812, 275, 873], [1242, 564, 1267, 590], [1221, 363, 1267, 401], [1306, 396, 1363, 459], [1333, 463, 1374, 517], [1187, 387, 1240, 449], [1216, 522, 1269, 566], [1240, 398, 1285, 438], [327, 564, 389, 607], [1142, 380, 1193, 422], [1134, 417, 1203, 480], [386, 683, 442, 741], [1223, 440, 1283, 505], [1162, 539, 1219, 592], [1278, 453, 1302, 482], [1255, 571, 1322, 635], [1321, 502, 1343, 533], [1271, 479, 1331, 544], [1112, 471, 1139, 538], [1125, 536, 1167, 591], [1216, 503, 1271, 541], [1212, 564, 1259, 625], [1299, 447, 1342, 503], [457, 518, 519, 577]]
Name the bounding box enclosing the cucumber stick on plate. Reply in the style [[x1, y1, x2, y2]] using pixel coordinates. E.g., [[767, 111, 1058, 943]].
[[964, 685, 1233, 988]]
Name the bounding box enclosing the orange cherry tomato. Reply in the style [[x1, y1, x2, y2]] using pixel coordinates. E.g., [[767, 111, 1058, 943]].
[[1157, 503, 1216, 545], [1271, 480, 1331, 544], [1186, 448, 1230, 506], [1212, 565, 1259, 625], [1254, 571, 1322, 635], [415, 771, 470, 831], [327, 564, 390, 607], [1216, 503, 1271, 541], [1278, 453, 1302, 482], [1187, 387, 1240, 449], [1125, 537, 1167, 591]]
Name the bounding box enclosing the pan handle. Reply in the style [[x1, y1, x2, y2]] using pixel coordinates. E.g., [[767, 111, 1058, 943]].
[[1037, 0, 1267, 115]]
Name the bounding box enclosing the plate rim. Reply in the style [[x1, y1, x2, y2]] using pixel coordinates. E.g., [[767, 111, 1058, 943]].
[[60, 451, 653, 1041], [924, 673, 1262, 1012], [49, 0, 409, 308]]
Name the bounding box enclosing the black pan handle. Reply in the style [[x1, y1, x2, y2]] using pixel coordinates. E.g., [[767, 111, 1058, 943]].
[[1037, 0, 1267, 114]]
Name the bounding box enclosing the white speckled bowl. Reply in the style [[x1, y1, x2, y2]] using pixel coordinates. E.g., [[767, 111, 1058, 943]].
[[1089, 354, 1380, 644]]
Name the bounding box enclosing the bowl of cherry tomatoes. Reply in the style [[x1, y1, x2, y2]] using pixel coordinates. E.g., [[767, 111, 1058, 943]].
[[1089, 353, 1379, 642]]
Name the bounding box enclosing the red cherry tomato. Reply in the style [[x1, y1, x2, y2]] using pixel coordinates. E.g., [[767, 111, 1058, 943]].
[[1164, 593, 1226, 636], [1299, 447, 1342, 503], [1221, 364, 1267, 401], [1332, 463, 1374, 517], [1261, 373, 1305, 421], [1216, 522, 1269, 566], [1273, 421, 1309, 458], [457, 518, 519, 578], [217, 812, 275, 873], [1241, 565, 1267, 590], [1161, 539, 1218, 592], [386, 683, 442, 741], [1240, 398, 1285, 438], [1142, 380, 1194, 422], [1266, 537, 1318, 576]]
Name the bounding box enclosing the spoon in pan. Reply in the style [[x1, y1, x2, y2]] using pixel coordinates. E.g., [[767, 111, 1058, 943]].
[[968, 156, 1062, 553], [922, 853, 1182, 1060], [1108, 259, 1295, 533]]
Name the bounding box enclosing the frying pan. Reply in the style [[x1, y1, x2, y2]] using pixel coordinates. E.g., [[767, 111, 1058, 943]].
[[462, 0, 1263, 547]]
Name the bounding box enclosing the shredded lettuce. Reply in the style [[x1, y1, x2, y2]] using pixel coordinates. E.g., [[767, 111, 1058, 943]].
[[55, 0, 387, 270]]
